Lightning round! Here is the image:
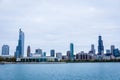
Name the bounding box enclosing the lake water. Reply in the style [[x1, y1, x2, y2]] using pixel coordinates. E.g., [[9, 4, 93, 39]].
[[0, 63, 120, 80]]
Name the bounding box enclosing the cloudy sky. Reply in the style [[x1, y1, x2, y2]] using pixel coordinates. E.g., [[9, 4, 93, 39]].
[[0, 0, 120, 56]]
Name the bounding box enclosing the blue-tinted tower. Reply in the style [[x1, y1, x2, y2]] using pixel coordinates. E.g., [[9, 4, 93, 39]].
[[15, 29, 25, 58], [113, 48, 120, 57], [2, 45, 9, 55], [50, 49, 55, 57], [70, 43, 74, 60], [98, 35, 104, 55]]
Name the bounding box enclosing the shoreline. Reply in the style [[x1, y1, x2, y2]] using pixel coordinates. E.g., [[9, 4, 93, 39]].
[[0, 61, 120, 64], [0, 62, 67, 64]]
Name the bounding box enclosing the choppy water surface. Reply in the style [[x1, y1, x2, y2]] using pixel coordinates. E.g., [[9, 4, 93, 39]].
[[0, 63, 120, 80]]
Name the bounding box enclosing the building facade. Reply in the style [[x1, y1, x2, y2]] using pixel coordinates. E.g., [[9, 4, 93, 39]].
[[15, 29, 25, 58], [50, 49, 55, 57], [98, 36, 104, 55], [35, 49, 42, 55], [2, 45, 9, 55], [111, 45, 115, 56], [70, 43, 74, 60], [27, 46, 31, 57], [21, 56, 58, 62], [56, 52, 62, 60], [66, 50, 70, 60], [76, 51, 94, 60]]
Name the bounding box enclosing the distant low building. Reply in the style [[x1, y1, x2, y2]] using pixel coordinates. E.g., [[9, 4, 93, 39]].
[[0, 55, 14, 58], [56, 52, 62, 61], [20, 56, 58, 62], [76, 51, 94, 60], [35, 49, 42, 55], [62, 55, 67, 60]]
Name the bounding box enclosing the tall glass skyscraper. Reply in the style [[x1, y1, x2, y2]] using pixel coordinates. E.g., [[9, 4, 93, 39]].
[[70, 43, 74, 60], [15, 29, 25, 58], [98, 35, 104, 55]]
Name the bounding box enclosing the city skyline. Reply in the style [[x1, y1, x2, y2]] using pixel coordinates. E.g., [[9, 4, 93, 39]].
[[0, 29, 119, 57], [0, 0, 120, 56]]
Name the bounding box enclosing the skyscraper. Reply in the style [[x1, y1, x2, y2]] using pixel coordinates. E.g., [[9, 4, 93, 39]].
[[15, 29, 25, 58], [98, 36, 104, 55], [70, 43, 74, 60], [27, 46, 31, 57], [91, 44, 96, 54], [111, 45, 115, 56], [2, 45, 9, 55], [66, 50, 70, 60], [50, 49, 55, 57]]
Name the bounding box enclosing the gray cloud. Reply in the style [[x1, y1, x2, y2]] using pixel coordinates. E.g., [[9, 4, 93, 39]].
[[0, 0, 120, 56]]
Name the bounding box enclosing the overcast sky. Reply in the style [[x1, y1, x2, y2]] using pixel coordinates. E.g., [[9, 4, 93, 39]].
[[0, 0, 120, 56]]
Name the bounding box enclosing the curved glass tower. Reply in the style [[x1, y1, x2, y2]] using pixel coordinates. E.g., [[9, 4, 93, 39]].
[[15, 29, 24, 58]]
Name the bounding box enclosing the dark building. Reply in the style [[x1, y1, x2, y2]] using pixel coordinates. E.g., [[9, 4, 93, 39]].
[[91, 44, 95, 54], [50, 49, 55, 57], [98, 35, 104, 55], [70, 43, 74, 60], [113, 48, 120, 57], [27, 46, 31, 57], [76, 52, 93, 60], [66, 50, 70, 60], [111, 45, 115, 56]]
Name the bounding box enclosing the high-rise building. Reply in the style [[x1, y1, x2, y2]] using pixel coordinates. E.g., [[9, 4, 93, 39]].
[[27, 46, 31, 57], [2, 45, 9, 55], [89, 44, 96, 54], [98, 36, 104, 55], [111, 45, 115, 56], [50, 49, 55, 57], [66, 50, 70, 60], [15, 29, 25, 58], [70, 43, 74, 60]]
